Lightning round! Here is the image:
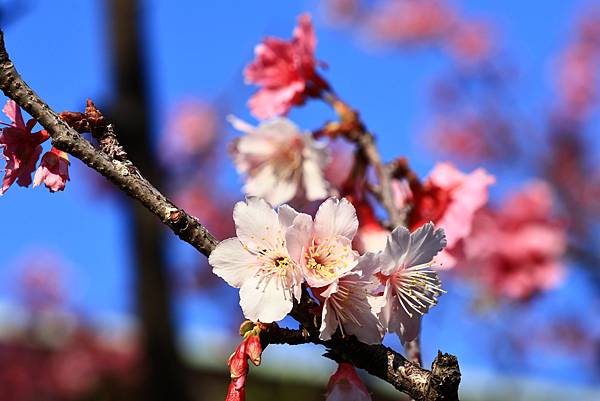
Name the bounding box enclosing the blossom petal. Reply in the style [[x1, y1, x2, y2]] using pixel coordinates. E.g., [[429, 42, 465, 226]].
[[239, 275, 293, 323], [319, 299, 339, 341], [404, 222, 446, 267], [314, 197, 358, 240], [302, 156, 329, 201], [278, 204, 300, 228], [380, 226, 410, 275], [285, 213, 313, 263], [208, 238, 257, 288], [233, 197, 282, 250]]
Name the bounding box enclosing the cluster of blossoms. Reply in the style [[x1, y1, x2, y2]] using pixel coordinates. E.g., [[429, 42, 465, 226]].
[[460, 181, 567, 301], [0, 100, 69, 194], [209, 197, 447, 346]]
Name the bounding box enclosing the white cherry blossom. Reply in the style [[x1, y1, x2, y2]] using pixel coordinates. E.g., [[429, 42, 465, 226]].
[[229, 116, 329, 205], [374, 222, 447, 344], [208, 197, 303, 323], [319, 252, 384, 344]]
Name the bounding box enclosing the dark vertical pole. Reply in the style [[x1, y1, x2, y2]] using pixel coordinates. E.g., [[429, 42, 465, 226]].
[[106, 1, 190, 400]]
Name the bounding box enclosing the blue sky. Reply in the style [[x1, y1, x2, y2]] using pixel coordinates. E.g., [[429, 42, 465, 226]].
[[1, 0, 598, 392]]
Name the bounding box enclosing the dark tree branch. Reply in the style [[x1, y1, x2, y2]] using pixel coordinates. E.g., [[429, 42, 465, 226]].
[[0, 29, 460, 401], [260, 324, 460, 401], [0, 30, 218, 257]]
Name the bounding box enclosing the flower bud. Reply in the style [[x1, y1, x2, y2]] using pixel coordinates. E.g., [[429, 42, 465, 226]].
[[245, 334, 262, 366], [326, 363, 371, 401], [225, 381, 246, 401]]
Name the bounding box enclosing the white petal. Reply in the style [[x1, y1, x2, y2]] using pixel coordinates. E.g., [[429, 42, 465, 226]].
[[380, 226, 410, 275], [398, 313, 421, 345], [233, 198, 281, 250], [257, 118, 301, 139], [266, 175, 300, 205], [343, 309, 383, 345], [377, 281, 397, 331], [314, 198, 359, 240], [239, 275, 293, 323], [278, 204, 300, 228], [319, 300, 339, 341], [404, 223, 447, 267], [285, 213, 314, 263], [208, 238, 257, 288], [302, 157, 329, 201], [353, 252, 381, 278], [227, 115, 256, 135]]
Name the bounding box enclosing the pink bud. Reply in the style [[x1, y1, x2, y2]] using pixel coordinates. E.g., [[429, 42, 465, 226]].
[[245, 335, 262, 366], [326, 363, 371, 401], [225, 381, 246, 401]]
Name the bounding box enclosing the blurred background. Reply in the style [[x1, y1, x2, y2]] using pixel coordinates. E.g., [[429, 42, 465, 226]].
[[1, 0, 600, 400]]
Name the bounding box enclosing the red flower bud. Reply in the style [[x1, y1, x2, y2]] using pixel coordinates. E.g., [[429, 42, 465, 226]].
[[225, 381, 246, 401], [245, 335, 262, 366]]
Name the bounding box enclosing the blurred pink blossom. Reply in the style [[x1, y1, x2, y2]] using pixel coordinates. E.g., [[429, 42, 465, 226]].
[[160, 100, 220, 163], [463, 181, 567, 300], [393, 162, 494, 268], [366, 0, 456, 45], [244, 13, 328, 119], [447, 21, 494, 63]]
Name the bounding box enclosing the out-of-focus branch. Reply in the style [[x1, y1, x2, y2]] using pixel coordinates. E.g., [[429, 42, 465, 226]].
[[321, 91, 404, 227], [0, 30, 460, 401]]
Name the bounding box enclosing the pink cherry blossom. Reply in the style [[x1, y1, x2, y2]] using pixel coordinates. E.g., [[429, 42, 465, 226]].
[[463, 181, 567, 300], [286, 198, 359, 288], [393, 163, 494, 268], [318, 252, 384, 344], [208, 198, 304, 323], [33, 147, 70, 192], [229, 116, 329, 205], [244, 14, 327, 119], [326, 363, 371, 401], [374, 223, 446, 344], [0, 100, 50, 194]]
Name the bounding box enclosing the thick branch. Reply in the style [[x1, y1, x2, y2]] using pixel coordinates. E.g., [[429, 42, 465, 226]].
[[0, 29, 460, 401], [261, 324, 460, 401], [0, 30, 217, 257]]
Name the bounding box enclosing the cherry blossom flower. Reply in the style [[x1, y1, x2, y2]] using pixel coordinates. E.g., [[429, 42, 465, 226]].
[[208, 197, 304, 323], [229, 116, 329, 205], [0, 100, 49, 194], [463, 181, 566, 300], [393, 163, 494, 267], [286, 198, 359, 288], [318, 252, 384, 344], [33, 148, 70, 192], [244, 13, 328, 119], [375, 223, 446, 344], [326, 363, 371, 401]]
